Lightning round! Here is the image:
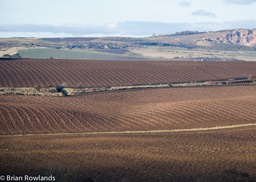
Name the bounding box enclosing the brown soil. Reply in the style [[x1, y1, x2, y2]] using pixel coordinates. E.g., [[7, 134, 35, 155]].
[[1, 58, 256, 87], [1, 66, 256, 181], [1, 86, 256, 135], [1, 128, 256, 181]]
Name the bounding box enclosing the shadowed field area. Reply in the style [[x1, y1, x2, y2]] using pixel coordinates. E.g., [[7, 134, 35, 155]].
[[1, 128, 256, 181]]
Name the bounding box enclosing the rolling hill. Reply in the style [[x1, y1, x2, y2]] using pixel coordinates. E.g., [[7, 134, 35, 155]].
[[1, 86, 256, 135], [1, 58, 256, 87]]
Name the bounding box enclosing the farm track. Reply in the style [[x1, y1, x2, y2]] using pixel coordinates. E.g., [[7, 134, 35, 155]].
[[1, 58, 256, 87], [2, 123, 256, 137], [1, 86, 256, 135]]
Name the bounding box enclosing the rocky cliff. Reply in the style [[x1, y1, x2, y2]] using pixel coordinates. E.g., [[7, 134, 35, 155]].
[[199, 29, 256, 47]]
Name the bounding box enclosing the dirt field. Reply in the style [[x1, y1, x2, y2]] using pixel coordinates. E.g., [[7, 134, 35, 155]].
[[1, 86, 256, 181], [1, 128, 256, 181], [0, 47, 22, 57], [1, 59, 256, 181], [1, 86, 256, 135], [1, 58, 256, 87]]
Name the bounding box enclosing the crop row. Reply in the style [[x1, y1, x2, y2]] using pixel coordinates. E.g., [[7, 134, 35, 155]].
[[1, 127, 256, 181], [1, 58, 256, 87], [1, 86, 256, 135]]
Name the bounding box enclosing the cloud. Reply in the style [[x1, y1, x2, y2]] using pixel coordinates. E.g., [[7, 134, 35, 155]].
[[187, 20, 256, 31], [0, 20, 256, 37], [191, 10, 216, 17], [0, 24, 116, 35], [0, 23, 192, 37], [224, 0, 256, 4], [117, 22, 190, 35], [178, 0, 191, 7]]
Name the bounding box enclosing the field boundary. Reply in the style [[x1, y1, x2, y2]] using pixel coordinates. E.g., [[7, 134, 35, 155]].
[[1, 77, 255, 96], [66, 77, 256, 96], [2, 123, 256, 137]]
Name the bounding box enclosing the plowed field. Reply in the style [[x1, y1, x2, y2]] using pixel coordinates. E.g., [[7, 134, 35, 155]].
[[1, 58, 256, 87], [1, 128, 256, 181], [1, 59, 256, 181], [1, 86, 256, 181], [1, 86, 256, 135]]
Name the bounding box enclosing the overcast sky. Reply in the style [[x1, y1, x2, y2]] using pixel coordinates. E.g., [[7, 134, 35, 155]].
[[0, 0, 256, 37]]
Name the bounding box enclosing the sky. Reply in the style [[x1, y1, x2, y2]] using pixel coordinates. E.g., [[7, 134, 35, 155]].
[[0, 0, 256, 37]]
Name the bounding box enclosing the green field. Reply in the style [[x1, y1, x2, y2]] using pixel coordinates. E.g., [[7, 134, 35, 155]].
[[18, 48, 158, 61]]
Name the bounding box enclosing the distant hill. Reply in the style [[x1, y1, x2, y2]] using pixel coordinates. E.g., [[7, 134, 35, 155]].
[[148, 29, 256, 50], [1, 28, 256, 61], [212, 29, 256, 46]]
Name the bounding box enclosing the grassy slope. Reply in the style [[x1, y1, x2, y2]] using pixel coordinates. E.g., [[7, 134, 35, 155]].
[[17, 48, 156, 61], [2, 34, 256, 61]]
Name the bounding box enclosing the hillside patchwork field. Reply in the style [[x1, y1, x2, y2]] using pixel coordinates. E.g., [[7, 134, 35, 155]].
[[1, 29, 256, 61]]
